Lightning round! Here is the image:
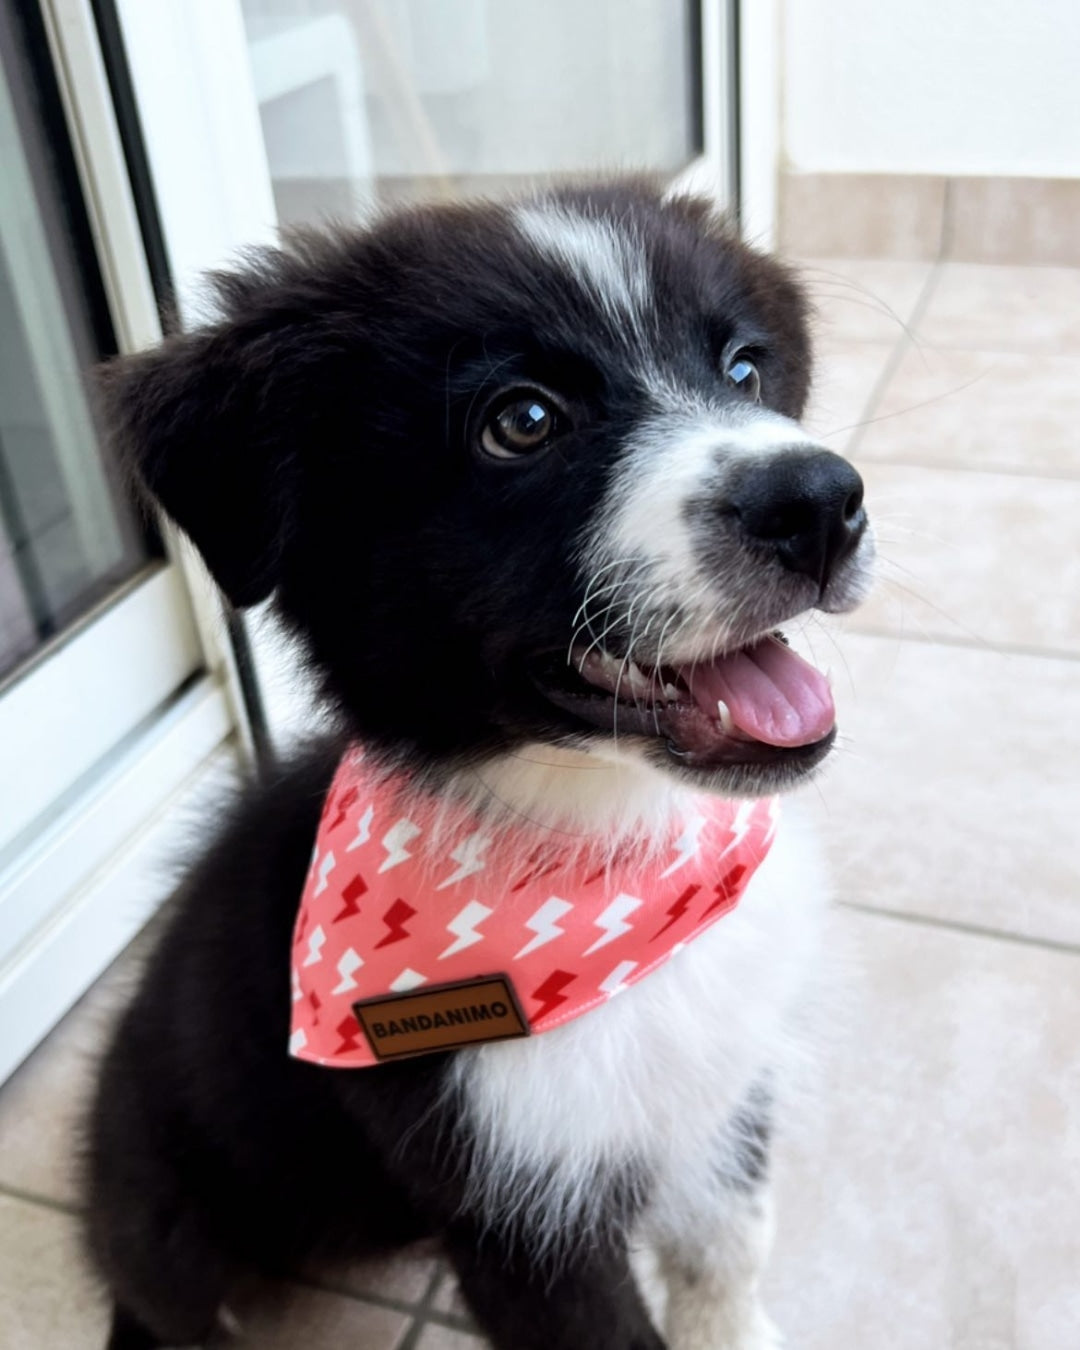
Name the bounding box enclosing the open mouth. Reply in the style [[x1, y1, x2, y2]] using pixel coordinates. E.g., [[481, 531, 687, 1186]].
[[531, 631, 836, 771]]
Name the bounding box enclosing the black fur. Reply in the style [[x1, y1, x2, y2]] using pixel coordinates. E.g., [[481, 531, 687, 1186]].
[[85, 183, 811, 1348]]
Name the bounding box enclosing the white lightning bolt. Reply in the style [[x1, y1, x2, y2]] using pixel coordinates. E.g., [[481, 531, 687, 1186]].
[[389, 967, 427, 992], [659, 813, 708, 877], [331, 948, 364, 994], [583, 892, 643, 954], [515, 896, 573, 959], [719, 799, 755, 858], [291, 967, 303, 1003], [599, 959, 639, 996], [377, 818, 421, 872], [439, 900, 494, 959], [436, 831, 491, 889], [302, 924, 326, 966], [289, 1028, 308, 1055], [345, 804, 375, 853], [313, 850, 337, 895]]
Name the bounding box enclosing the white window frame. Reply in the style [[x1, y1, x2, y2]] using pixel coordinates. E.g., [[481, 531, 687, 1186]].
[[0, 0, 252, 1083]]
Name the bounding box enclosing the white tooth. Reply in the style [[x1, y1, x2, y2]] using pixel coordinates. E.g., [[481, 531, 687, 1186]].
[[717, 700, 735, 733], [663, 682, 681, 701], [599, 651, 622, 679], [626, 662, 652, 696]]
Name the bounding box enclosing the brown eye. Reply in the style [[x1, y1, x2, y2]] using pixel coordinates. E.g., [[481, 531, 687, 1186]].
[[481, 395, 559, 459]]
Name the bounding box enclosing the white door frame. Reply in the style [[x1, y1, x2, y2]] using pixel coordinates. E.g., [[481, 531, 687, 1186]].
[[0, 0, 248, 1083]]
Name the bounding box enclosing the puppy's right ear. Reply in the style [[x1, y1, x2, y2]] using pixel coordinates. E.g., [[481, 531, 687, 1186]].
[[100, 318, 305, 608]]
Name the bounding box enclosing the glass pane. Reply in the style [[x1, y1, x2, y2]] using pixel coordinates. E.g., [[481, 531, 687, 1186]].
[[240, 0, 702, 226], [0, 0, 153, 683]]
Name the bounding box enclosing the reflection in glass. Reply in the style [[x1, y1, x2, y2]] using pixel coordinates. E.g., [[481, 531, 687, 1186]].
[[0, 2, 151, 683], [241, 0, 701, 226]]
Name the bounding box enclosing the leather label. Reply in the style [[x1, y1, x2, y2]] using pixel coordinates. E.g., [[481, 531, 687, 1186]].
[[352, 975, 529, 1062]]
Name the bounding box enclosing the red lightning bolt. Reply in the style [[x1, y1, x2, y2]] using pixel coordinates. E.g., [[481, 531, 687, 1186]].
[[529, 969, 576, 1024], [650, 884, 701, 941], [327, 785, 359, 833], [334, 1013, 365, 1054], [333, 872, 368, 924], [374, 898, 417, 949], [580, 863, 608, 887], [307, 990, 322, 1024], [510, 846, 562, 892], [700, 864, 748, 920]]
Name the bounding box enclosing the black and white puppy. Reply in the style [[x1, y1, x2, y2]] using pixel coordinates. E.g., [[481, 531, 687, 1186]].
[[85, 182, 873, 1350]]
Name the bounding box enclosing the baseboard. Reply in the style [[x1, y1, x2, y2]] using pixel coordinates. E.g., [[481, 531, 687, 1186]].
[[779, 171, 1080, 265]]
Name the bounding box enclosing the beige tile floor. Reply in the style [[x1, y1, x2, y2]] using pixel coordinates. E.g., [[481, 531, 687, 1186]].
[[2, 257, 1079, 1347]]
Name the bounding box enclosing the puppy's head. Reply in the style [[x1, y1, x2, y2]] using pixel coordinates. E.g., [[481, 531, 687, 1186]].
[[105, 183, 872, 795]]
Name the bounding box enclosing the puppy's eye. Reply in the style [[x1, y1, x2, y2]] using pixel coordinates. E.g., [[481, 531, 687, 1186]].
[[481, 394, 560, 459], [725, 354, 762, 403]]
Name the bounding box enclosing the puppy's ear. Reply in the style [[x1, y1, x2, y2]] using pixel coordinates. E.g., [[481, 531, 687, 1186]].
[[100, 317, 306, 608]]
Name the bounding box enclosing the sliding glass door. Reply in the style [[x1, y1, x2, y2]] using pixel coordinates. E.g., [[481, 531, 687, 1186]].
[[0, 0, 240, 1083]]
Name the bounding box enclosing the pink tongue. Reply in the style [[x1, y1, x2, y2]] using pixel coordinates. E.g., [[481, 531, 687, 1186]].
[[687, 636, 835, 748]]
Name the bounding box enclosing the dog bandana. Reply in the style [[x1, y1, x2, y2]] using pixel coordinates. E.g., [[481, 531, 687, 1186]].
[[290, 750, 779, 1068]]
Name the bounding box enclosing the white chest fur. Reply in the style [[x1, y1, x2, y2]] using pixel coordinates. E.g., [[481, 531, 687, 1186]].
[[448, 807, 829, 1250]]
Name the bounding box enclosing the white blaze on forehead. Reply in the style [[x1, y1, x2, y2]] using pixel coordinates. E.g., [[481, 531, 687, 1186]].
[[594, 406, 819, 581], [514, 204, 650, 334]]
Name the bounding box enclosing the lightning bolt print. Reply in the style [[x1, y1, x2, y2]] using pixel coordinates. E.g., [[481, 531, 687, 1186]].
[[659, 813, 708, 878], [701, 863, 749, 920], [508, 846, 562, 893], [333, 1014, 365, 1055], [719, 799, 755, 859], [326, 785, 358, 833], [598, 959, 639, 996], [514, 897, 574, 959], [289, 1028, 308, 1056], [377, 818, 421, 872], [650, 884, 701, 942], [436, 831, 491, 889], [374, 898, 417, 948], [302, 924, 327, 966], [439, 900, 494, 959], [345, 804, 375, 853], [389, 967, 427, 992], [330, 948, 364, 995], [583, 893, 643, 955], [333, 872, 368, 924], [529, 969, 576, 1023], [313, 850, 337, 896]]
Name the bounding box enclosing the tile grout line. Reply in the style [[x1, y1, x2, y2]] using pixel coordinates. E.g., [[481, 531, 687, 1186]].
[[296, 1265, 471, 1334], [837, 899, 1080, 958], [845, 258, 947, 461], [394, 1265, 468, 1350], [0, 1181, 81, 1216], [854, 455, 1080, 483], [838, 622, 1080, 664]]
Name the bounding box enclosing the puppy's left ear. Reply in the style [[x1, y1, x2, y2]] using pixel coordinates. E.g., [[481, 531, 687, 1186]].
[[100, 315, 313, 608]]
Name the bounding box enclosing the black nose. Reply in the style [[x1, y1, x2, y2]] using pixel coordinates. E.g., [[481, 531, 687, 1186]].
[[729, 448, 867, 589]]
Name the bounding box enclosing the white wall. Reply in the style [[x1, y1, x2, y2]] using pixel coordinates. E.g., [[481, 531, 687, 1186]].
[[782, 0, 1080, 178]]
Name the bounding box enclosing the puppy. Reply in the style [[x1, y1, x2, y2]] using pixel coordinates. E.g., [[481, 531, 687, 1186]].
[[84, 181, 873, 1350]]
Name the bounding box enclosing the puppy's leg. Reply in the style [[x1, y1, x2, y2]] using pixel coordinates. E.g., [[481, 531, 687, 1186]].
[[86, 1059, 230, 1348], [105, 1304, 161, 1350], [445, 1219, 666, 1350], [656, 1089, 783, 1350], [659, 1184, 782, 1350]]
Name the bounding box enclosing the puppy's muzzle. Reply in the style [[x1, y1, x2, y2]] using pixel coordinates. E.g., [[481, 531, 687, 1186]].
[[729, 448, 867, 591]]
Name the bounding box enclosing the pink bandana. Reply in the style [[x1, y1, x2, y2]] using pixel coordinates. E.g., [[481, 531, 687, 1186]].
[[290, 750, 778, 1068]]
